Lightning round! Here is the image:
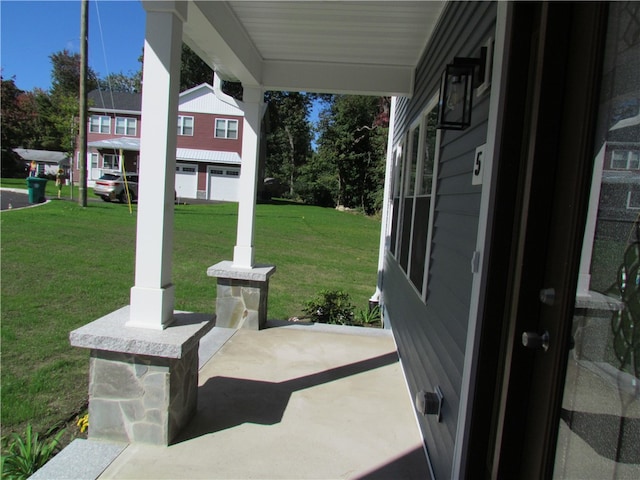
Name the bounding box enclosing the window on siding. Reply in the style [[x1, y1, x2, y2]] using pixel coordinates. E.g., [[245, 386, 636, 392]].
[[399, 125, 420, 273], [215, 119, 238, 139], [103, 154, 119, 170], [177, 116, 194, 136], [611, 150, 640, 170], [90, 115, 110, 134], [115, 117, 137, 136], [80, 152, 97, 169], [389, 146, 405, 256], [388, 96, 440, 298], [627, 188, 640, 209], [226, 170, 240, 176], [410, 108, 439, 294]]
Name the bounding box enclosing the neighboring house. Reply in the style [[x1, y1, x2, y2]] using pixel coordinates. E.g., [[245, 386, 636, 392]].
[[76, 2, 639, 479], [13, 148, 70, 177], [74, 75, 249, 201]]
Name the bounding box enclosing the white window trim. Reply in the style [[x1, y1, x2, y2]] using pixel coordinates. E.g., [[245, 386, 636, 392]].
[[404, 119, 422, 286], [90, 115, 111, 134], [393, 96, 441, 298], [177, 115, 194, 136], [102, 153, 120, 171], [215, 118, 239, 139], [391, 138, 407, 257], [115, 117, 137, 136], [453, 6, 507, 475], [627, 190, 640, 210], [420, 98, 442, 300], [611, 149, 640, 170]]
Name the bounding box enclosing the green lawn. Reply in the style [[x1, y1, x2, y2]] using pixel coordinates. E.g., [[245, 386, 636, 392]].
[[0, 182, 381, 438]]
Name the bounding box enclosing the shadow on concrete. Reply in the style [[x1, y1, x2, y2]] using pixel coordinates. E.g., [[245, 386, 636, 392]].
[[560, 408, 640, 464], [354, 446, 433, 480], [174, 351, 399, 443]]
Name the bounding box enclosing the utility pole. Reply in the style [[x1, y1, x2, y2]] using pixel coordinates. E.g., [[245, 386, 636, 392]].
[[78, 0, 88, 206]]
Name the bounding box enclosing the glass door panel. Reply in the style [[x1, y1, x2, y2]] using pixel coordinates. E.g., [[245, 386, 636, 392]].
[[554, 3, 640, 478]]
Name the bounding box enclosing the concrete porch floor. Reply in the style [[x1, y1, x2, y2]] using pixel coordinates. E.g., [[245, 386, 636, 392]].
[[46, 322, 431, 479]]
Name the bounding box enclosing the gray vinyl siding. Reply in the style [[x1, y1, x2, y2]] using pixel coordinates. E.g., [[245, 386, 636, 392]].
[[383, 2, 496, 479]]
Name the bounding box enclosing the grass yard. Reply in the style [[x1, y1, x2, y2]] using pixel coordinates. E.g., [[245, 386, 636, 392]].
[[0, 183, 381, 441]]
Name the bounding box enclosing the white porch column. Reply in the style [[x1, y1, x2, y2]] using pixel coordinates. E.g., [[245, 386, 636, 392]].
[[128, 1, 186, 329], [233, 86, 264, 268]]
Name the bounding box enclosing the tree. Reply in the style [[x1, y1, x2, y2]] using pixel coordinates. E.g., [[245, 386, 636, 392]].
[[313, 95, 389, 214], [45, 50, 99, 153], [264, 91, 313, 196], [1, 77, 28, 176], [49, 49, 97, 98], [180, 44, 214, 91], [178, 43, 242, 98], [98, 72, 141, 93], [0, 78, 55, 149], [1, 77, 27, 149]]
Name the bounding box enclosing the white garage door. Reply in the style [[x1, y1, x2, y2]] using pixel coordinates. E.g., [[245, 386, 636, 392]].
[[176, 163, 198, 199], [208, 166, 240, 202]]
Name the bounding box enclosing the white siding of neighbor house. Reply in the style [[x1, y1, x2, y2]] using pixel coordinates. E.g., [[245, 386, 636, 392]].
[[383, 2, 497, 479], [179, 84, 245, 116]]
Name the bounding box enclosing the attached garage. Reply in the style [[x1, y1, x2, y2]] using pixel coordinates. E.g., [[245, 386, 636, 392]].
[[175, 163, 198, 199], [175, 148, 241, 201], [208, 165, 240, 202]]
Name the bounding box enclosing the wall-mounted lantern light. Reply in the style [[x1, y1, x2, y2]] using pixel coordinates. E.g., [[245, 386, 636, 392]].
[[437, 47, 488, 130]]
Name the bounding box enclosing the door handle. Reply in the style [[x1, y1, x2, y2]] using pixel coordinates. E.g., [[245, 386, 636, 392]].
[[522, 331, 550, 352]]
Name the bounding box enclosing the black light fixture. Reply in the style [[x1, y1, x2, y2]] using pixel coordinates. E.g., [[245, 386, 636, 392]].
[[437, 47, 488, 130]]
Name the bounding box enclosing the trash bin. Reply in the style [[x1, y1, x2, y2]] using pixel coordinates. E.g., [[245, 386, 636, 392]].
[[26, 177, 48, 204]]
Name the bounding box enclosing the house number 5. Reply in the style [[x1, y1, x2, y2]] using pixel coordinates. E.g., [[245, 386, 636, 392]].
[[472, 144, 486, 186]]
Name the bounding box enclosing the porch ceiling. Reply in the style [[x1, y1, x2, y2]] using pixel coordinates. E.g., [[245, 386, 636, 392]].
[[181, 1, 446, 96]]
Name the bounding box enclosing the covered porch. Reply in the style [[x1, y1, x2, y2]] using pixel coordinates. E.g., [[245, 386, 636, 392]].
[[61, 0, 445, 477], [42, 323, 429, 479]]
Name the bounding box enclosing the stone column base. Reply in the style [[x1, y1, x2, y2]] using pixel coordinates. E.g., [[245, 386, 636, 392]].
[[70, 306, 214, 445], [207, 261, 276, 330]]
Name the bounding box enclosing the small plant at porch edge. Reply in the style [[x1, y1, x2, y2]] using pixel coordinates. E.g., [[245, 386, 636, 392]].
[[76, 414, 89, 433], [303, 289, 355, 325], [1, 424, 65, 480], [356, 305, 381, 326]]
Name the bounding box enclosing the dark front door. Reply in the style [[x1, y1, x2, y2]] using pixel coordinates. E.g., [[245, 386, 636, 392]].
[[488, 3, 622, 478]]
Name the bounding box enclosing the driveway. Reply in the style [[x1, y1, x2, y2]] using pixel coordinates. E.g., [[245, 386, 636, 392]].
[[0, 188, 32, 210]]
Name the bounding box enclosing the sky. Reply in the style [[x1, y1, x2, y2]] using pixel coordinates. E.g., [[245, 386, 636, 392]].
[[1, 0, 146, 92], [1, 0, 324, 128]]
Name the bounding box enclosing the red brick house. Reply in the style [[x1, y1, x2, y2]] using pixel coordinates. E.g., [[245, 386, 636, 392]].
[[74, 75, 247, 201]]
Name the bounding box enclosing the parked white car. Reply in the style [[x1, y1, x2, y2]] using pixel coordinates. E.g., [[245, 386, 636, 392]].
[[94, 173, 138, 203]]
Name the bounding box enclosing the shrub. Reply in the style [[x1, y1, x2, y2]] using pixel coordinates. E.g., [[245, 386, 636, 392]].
[[303, 289, 355, 325], [1, 424, 64, 480], [355, 305, 381, 326]]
